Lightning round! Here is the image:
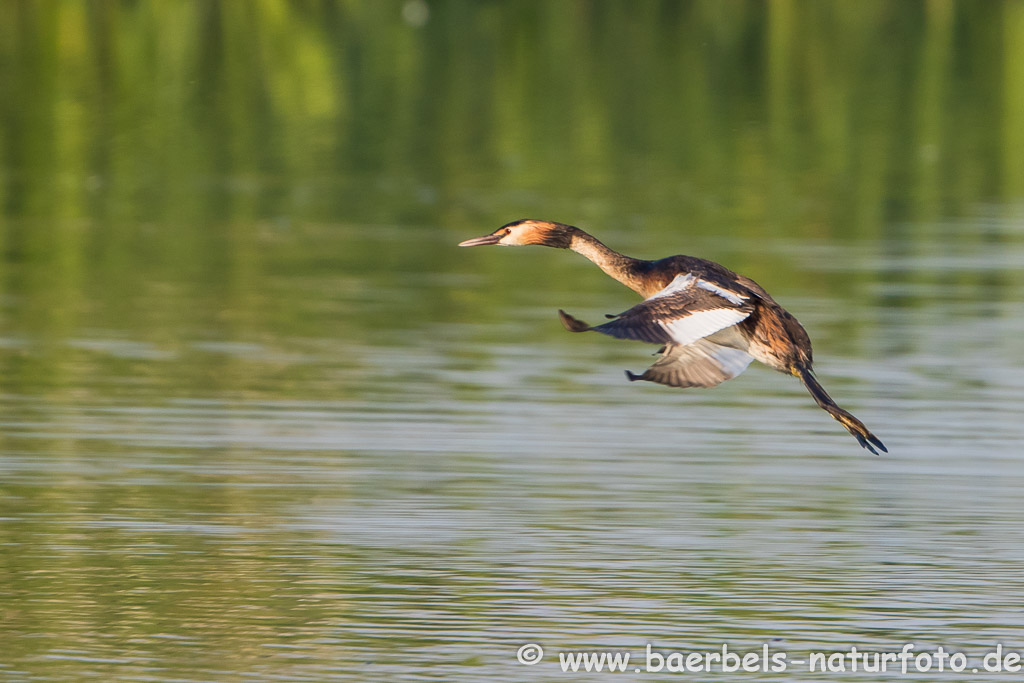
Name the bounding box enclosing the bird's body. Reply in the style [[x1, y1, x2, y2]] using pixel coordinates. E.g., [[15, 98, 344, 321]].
[[459, 220, 886, 454]]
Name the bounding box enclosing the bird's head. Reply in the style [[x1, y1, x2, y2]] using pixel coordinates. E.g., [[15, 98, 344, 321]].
[[458, 220, 578, 249]]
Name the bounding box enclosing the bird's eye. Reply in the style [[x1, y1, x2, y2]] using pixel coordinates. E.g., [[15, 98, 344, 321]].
[[503, 228, 513, 236]]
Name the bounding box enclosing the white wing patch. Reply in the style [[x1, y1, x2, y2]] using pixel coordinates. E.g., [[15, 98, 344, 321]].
[[649, 273, 748, 306], [648, 273, 695, 300], [710, 345, 755, 378], [580, 270, 754, 347], [696, 279, 748, 305], [630, 339, 755, 388], [563, 270, 758, 387], [657, 308, 750, 346]]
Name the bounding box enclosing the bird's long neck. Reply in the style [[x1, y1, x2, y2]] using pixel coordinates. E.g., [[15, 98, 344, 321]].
[[569, 231, 646, 295]]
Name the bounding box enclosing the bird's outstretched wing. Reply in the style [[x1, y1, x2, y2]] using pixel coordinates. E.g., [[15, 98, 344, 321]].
[[561, 273, 754, 346], [626, 339, 754, 388], [558, 272, 756, 388]]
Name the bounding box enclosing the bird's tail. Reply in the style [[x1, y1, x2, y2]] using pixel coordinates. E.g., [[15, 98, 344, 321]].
[[795, 364, 887, 455]]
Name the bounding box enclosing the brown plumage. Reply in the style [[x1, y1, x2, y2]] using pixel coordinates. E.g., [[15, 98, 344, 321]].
[[459, 219, 886, 454]]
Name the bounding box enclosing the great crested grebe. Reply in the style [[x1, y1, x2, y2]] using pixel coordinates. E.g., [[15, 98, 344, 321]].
[[459, 219, 886, 454]]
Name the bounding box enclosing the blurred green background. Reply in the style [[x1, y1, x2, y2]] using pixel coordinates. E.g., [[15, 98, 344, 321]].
[[2, 0, 1021, 373], [2, 1, 1024, 680]]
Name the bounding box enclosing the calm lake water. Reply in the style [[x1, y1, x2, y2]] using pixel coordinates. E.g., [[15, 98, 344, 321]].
[[2, 2, 1024, 681]]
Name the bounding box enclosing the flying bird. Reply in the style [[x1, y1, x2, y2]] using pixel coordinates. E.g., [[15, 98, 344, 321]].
[[459, 219, 886, 454]]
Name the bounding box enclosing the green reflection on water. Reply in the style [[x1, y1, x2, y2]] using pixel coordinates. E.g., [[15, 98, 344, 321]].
[[0, 2, 1020, 354]]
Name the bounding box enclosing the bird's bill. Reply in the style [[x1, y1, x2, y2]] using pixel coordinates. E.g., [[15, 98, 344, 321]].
[[458, 232, 503, 247]]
